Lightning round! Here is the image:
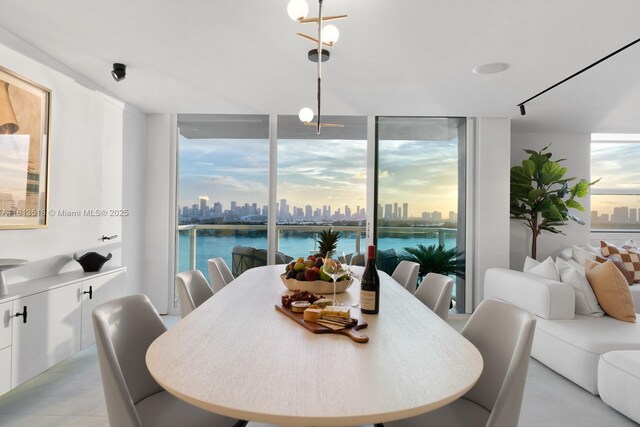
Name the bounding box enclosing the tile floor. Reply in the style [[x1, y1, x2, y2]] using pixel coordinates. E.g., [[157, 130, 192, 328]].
[[0, 316, 635, 427]]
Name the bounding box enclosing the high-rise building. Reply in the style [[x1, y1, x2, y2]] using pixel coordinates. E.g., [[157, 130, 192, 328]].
[[305, 205, 312, 219], [402, 202, 408, 219], [345, 205, 351, 219], [612, 207, 629, 223], [422, 212, 431, 221], [449, 211, 456, 222], [591, 210, 599, 224], [262, 205, 268, 216], [630, 208, 638, 223], [398, 207, 402, 219], [432, 211, 442, 221], [213, 202, 222, 214], [384, 204, 392, 219], [231, 201, 237, 212], [393, 202, 398, 219], [378, 204, 383, 218], [199, 196, 208, 215], [601, 213, 609, 223]]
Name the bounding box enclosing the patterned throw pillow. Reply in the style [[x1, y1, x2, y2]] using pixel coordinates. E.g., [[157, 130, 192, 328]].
[[600, 241, 640, 283], [622, 239, 640, 254]]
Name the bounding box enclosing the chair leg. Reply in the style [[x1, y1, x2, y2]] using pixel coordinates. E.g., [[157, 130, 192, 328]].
[[375, 424, 385, 427], [233, 420, 248, 427]]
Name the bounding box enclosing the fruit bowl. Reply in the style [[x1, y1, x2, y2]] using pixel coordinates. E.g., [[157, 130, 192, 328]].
[[280, 274, 353, 294]]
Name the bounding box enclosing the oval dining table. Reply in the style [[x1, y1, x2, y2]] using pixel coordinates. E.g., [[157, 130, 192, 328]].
[[146, 265, 483, 426]]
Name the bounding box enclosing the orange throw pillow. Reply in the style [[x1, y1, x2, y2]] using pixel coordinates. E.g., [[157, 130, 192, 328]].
[[585, 260, 636, 323], [595, 255, 634, 285]]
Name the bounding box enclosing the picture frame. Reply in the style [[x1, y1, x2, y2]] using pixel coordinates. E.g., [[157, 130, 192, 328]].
[[0, 65, 51, 229]]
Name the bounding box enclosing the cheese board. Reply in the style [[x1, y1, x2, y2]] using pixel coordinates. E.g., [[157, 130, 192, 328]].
[[275, 304, 369, 343]]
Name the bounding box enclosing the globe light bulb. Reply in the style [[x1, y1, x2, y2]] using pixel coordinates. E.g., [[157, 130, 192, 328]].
[[322, 25, 340, 44], [287, 0, 309, 21], [299, 107, 314, 123]]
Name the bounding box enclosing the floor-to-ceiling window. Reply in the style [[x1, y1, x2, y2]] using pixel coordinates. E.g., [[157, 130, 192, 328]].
[[375, 117, 466, 311], [276, 116, 368, 258], [176, 114, 269, 278], [175, 114, 468, 312], [591, 133, 640, 230]]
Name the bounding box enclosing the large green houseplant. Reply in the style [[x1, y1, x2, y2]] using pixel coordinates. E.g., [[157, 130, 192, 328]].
[[510, 145, 597, 259]]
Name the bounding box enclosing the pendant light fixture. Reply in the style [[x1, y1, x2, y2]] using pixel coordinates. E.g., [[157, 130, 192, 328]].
[[287, 0, 346, 134]]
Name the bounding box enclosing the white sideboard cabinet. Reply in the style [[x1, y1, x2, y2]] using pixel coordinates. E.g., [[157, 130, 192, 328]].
[[0, 267, 126, 393]]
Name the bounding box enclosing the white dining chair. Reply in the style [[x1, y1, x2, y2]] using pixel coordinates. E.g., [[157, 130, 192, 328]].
[[208, 257, 233, 293], [176, 270, 214, 318], [213, 257, 235, 285], [387, 299, 536, 427], [391, 260, 420, 293], [92, 294, 245, 427], [414, 272, 453, 321]]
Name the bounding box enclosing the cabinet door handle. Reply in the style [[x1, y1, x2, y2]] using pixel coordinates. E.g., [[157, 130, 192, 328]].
[[15, 306, 27, 324], [83, 286, 93, 300]]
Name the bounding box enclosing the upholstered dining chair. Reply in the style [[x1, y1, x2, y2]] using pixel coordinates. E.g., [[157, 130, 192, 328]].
[[391, 261, 420, 293], [176, 270, 214, 318], [387, 299, 536, 427], [414, 272, 453, 321], [92, 294, 246, 427], [212, 257, 234, 286]]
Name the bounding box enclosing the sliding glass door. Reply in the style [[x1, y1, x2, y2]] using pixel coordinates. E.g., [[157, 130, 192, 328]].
[[375, 117, 467, 312]]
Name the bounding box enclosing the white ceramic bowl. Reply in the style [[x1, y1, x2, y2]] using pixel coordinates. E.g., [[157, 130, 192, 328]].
[[280, 273, 353, 294]]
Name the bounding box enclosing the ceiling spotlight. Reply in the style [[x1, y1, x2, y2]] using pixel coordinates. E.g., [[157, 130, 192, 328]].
[[111, 63, 126, 82], [472, 62, 510, 75], [519, 104, 526, 116]]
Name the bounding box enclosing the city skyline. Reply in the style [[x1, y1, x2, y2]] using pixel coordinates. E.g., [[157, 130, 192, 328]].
[[179, 196, 457, 224], [179, 136, 460, 216], [591, 206, 640, 225]]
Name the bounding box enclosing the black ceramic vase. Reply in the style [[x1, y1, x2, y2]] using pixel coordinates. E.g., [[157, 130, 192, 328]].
[[73, 252, 112, 272]]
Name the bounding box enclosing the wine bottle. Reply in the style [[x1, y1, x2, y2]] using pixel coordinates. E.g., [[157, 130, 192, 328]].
[[360, 245, 380, 314]]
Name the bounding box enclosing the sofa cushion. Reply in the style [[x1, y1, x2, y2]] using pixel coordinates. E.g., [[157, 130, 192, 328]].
[[598, 351, 640, 424], [585, 260, 636, 323], [600, 241, 640, 283], [556, 258, 603, 317], [524, 256, 560, 281], [595, 255, 634, 285], [572, 244, 600, 265], [533, 315, 640, 394]]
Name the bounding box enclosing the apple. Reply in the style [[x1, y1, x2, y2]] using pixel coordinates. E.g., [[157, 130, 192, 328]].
[[296, 271, 306, 281], [304, 268, 319, 281]]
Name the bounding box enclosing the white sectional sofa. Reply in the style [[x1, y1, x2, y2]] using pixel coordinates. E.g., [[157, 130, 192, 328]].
[[485, 268, 640, 395]]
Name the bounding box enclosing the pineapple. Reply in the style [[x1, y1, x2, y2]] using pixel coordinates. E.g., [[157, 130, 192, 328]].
[[316, 229, 341, 258]]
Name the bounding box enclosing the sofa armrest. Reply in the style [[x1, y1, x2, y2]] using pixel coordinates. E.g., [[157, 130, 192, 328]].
[[484, 268, 575, 320]]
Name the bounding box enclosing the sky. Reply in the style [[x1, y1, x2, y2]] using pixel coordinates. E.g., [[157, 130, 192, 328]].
[[591, 142, 640, 215], [178, 136, 459, 216]]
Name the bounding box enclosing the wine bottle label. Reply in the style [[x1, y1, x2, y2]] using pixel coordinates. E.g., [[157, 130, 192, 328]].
[[360, 290, 377, 311]]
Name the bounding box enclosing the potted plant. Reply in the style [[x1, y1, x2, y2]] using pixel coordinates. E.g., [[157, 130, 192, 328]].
[[399, 244, 465, 284], [510, 144, 598, 259]]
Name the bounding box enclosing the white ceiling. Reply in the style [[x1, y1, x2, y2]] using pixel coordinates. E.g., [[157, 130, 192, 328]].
[[1, 0, 639, 133]]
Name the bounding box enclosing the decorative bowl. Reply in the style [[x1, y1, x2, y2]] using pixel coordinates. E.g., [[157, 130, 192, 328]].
[[280, 274, 353, 294], [74, 252, 112, 272]]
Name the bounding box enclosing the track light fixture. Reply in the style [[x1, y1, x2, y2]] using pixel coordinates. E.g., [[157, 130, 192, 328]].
[[288, 0, 346, 134], [111, 63, 126, 82], [517, 36, 640, 117]]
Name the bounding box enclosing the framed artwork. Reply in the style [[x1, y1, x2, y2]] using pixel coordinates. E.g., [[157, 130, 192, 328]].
[[0, 65, 51, 229]]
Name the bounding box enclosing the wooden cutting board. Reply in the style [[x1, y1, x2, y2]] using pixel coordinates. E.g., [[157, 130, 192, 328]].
[[275, 305, 369, 343]]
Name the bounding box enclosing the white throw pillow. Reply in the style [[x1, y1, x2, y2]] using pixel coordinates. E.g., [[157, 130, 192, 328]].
[[572, 245, 600, 265], [558, 247, 573, 261], [523, 256, 560, 282], [556, 258, 605, 317]]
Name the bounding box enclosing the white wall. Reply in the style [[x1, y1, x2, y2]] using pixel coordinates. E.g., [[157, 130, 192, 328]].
[[143, 114, 177, 313], [472, 118, 511, 306], [510, 132, 591, 269], [0, 27, 147, 295]]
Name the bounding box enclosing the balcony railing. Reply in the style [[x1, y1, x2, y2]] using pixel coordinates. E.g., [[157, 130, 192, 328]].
[[176, 224, 457, 272]]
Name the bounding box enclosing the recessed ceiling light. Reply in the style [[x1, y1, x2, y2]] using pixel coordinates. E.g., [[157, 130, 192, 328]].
[[472, 62, 510, 75]]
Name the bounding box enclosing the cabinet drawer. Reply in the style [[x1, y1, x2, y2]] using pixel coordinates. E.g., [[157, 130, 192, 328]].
[[0, 302, 11, 350]]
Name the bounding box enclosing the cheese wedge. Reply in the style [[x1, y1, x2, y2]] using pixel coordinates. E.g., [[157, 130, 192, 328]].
[[303, 308, 323, 322], [321, 306, 350, 318]]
